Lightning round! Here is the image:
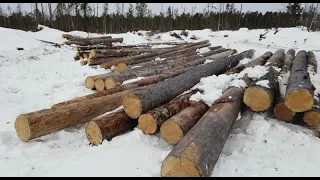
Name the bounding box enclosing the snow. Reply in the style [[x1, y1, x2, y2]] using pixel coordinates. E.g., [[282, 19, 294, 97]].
[[196, 47, 211, 54], [256, 80, 270, 88], [122, 77, 146, 85], [1, 25, 320, 176]]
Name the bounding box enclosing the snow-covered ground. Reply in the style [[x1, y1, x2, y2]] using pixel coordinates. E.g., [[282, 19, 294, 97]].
[[1, 25, 320, 176]]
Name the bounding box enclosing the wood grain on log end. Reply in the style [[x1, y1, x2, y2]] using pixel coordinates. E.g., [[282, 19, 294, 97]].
[[85, 77, 95, 89], [123, 94, 143, 119], [161, 156, 203, 177], [303, 110, 320, 127], [14, 115, 31, 142], [105, 77, 117, 89], [160, 120, 183, 145], [80, 60, 87, 66], [274, 102, 296, 121], [285, 89, 314, 112], [90, 50, 96, 58], [243, 87, 272, 112], [83, 53, 88, 59], [94, 79, 105, 92], [114, 63, 129, 72], [138, 114, 158, 134], [85, 121, 103, 145]]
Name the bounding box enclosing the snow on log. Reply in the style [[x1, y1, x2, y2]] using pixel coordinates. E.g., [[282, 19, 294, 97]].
[[160, 86, 244, 177], [273, 49, 296, 121], [285, 50, 315, 112], [122, 49, 255, 119], [85, 110, 137, 145], [243, 49, 285, 112]]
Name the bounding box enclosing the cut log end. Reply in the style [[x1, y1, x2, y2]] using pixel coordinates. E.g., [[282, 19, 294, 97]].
[[80, 60, 87, 66], [243, 87, 271, 112], [90, 50, 96, 58], [285, 89, 314, 112], [274, 102, 296, 121], [114, 63, 129, 72], [138, 114, 157, 134], [123, 94, 143, 119], [14, 115, 31, 142], [161, 156, 203, 177], [85, 77, 95, 89], [83, 53, 88, 59], [105, 77, 116, 89], [303, 111, 320, 127], [160, 120, 184, 145], [94, 79, 105, 92], [85, 121, 103, 145]]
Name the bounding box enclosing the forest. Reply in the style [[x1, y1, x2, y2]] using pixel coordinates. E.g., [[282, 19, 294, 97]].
[[0, 3, 319, 33]]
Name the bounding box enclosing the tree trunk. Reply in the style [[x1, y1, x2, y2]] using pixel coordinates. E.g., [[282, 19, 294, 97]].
[[243, 49, 285, 112], [100, 40, 210, 68], [122, 49, 255, 119], [85, 109, 137, 145], [138, 91, 195, 134], [14, 90, 130, 142], [285, 50, 315, 112], [160, 101, 208, 145], [274, 49, 296, 121], [161, 87, 244, 177]]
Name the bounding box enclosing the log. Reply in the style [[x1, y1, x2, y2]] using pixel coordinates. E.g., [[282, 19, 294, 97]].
[[64, 38, 123, 46], [100, 40, 210, 68], [245, 51, 274, 68], [138, 91, 194, 134], [53, 69, 191, 109], [122, 49, 255, 119], [160, 86, 244, 177], [76, 44, 152, 51], [62, 34, 82, 40], [14, 90, 130, 142], [160, 101, 208, 145], [85, 110, 137, 145], [285, 50, 315, 112], [114, 63, 129, 72], [307, 51, 317, 73], [273, 49, 296, 121], [89, 48, 158, 58], [87, 57, 124, 66], [243, 49, 285, 112], [80, 60, 88, 66], [208, 46, 222, 51]]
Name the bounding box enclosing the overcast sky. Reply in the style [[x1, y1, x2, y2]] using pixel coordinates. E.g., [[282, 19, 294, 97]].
[[0, 3, 308, 16]]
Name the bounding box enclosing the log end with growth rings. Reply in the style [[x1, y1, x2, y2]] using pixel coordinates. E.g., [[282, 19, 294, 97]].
[[14, 115, 31, 142], [274, 102, 296, 121], [90, 50, 96, 58], [303, 111, 320, 127], [105, 77, 117, 89], [85, 121, 103, 145], [285, 89, 314, 112], [85, 77, 95, 89], [160, 120, 184, 145], [80, 60, 87, 66], [123, 94, 143, 119], [138, 114, 158, 134], [243, 87, 272, 112], [114, 63, 129, 72], [161, 156, 203, 177], [94, 79, 105, 92]]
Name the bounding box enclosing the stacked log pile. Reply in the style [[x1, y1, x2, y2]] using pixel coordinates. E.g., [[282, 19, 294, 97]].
[[14, 35, 319, 177]]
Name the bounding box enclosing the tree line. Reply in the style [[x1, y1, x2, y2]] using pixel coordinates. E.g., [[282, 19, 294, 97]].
[[0, 3, 319, 33]]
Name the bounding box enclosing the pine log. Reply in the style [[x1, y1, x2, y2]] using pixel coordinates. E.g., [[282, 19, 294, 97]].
[[14, 90, 130, 142], [100, 40, 210, 68], [138, 91, 195, 134], [114, 63, 129, 72], [243, 49, 285, 112], [274, 49, 296, 121], [80, 60, 88, 66], [244, 51, 274, 68], [53, 69, 192, 109], [285, 50, 315, 112], [85, 110, 137, 145], [64, 38, 123, 46], [208, 46, 222, 51], [89, 48, 158, 58], [122, 49, 255, 119], [87, 57, 124, 66], [161, 86, 244, 177], [307, 51, 317, 73], [68, 36, 112, 41], [62, 34, 82, 40], [160, 101, 208, 145], [76, 44, 152, 51]]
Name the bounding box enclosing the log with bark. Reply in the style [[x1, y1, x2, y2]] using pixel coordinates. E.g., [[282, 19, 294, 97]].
[[208, 46, 222, 51], [14, 90, 131, 142], [76, 44, 152, 51], [138, 91, 195, 134], [122, 49, 255, 119], [285, 50, 315, 112], [62, 34, 82, 40], [85, 109, 137, 145], [72, 36, 112, 41], [87, 57, 125, 66], [243, 49, 285, 112], [64, 38, 123, 46], [89, 48, 158, 58], [160, 101, 208, 145], [307, 51, 317, 73], [161, 86, 244, 177], [100, 40, 210, 69], [273, 49, 296, 121]]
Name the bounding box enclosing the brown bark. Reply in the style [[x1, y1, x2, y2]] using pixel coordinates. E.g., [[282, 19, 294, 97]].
[[160, 101, 208, 145], [244, 51, 274, 68], [285, 50, 315, 112], [76, 44, 152, 51], [208, 46, 222, 51], [85, 110, 137, 145], [138, 91, 194, 135], [307, 51, 317, 73], [161, 87, 244, 177], [87, 57, 125, 66], [89, 48, 158, 58], [64, 38, 123, 46], [243, 49, 285, 112], [122, 49, 255, 119]]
